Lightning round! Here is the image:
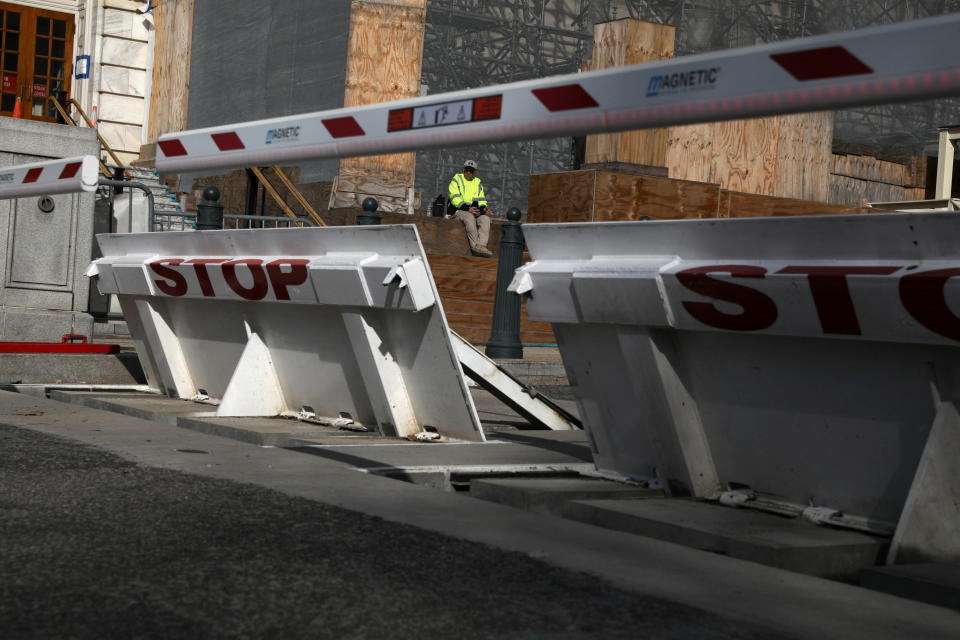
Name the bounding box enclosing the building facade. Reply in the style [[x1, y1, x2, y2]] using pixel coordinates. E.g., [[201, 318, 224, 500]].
[[0, 0, 151, 166]]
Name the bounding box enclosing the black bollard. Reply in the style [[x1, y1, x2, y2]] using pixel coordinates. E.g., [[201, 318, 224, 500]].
[[357, 197, 381, 225], [196, 186, 224, 230], [485, 207, 524, 359], [112, 165, 125, 195]]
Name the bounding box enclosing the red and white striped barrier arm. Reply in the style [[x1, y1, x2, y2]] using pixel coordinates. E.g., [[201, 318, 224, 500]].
[[0, 155, 100, 199], [157, 14, 960, 173]]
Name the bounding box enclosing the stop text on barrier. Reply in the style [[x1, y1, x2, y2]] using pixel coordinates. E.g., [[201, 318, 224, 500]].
[[149, 258, 310, 301], [667, 263, 960, 343]]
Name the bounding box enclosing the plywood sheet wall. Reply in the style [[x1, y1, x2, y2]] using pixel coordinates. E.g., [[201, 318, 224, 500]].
[[665, 112, 834, 203], [338, 0, 426, 184], [146, 0, 194, 143], [528, 170, 722, 223], [772, 112, 834, 202], [528, 169, 869, 224], [829, 152, 926, 205], [584, 19, 675, 167], [583, 19, 834, 203]]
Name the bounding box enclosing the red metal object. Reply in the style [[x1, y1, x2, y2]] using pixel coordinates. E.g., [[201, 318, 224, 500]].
[[322, 116, 365, 138], [770, 46, 873, 81], [211, 132, 245, 151], [0, 334, 120, 354], [531, 83, 599, 112]]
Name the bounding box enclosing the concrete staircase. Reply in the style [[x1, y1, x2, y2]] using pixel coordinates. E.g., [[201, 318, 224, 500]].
[[124, 166, 183, 215]]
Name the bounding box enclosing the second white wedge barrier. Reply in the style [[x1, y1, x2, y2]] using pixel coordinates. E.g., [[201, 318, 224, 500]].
[[89, 225, 484, 441], [511, 212, 960, 557]]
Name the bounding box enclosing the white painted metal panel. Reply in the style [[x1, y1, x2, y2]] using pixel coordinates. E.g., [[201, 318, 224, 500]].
[[156, 15, 960, 173], [90, 226, 484, 441], [513, 212, 960, 527]]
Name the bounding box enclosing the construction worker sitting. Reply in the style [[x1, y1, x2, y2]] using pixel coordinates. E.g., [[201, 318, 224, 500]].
[[448, 159, 495, 257]]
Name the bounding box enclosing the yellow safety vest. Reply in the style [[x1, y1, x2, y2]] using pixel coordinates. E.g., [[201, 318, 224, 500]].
[[448, 173, 487, 209]]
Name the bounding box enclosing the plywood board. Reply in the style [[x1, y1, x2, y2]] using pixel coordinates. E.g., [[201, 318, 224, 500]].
[[666, 112, 834, 202], [727, 191, 871, 217], [593, 172, 721, 221], [831, 153, 914, 186], [666, 117, 781, 197], [146, 0, 194, 143], [774, 111, 833, 202], [527, 171, 597, 224], [338, 0, 425, 182], [585, 20, 675, 167], [828, 175, 925, 207], [529, 170, 721, 223]]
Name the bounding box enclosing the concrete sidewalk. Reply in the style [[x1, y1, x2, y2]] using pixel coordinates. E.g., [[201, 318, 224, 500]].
[[1, 390, 958, 638]]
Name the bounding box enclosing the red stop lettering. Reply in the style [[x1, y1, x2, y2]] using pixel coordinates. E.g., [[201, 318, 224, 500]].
[[222, 259, 268, 300], [676, 265, 777, 331], [776, 265, 901, 335], [266, 259, 309, 300], [900, 267, 960, 342], [149, 258, 187, 296], [186, 258, 228, 297]]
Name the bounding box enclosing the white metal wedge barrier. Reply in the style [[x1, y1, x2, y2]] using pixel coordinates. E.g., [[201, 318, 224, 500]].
[[156, 15, 960, 173], [511, 213, 960, 559], [88, 226, 485, 442], [0, 155, 99, 199]]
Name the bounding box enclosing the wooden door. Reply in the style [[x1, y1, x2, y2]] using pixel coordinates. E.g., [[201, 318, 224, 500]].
[[0, 2, 73, 122]]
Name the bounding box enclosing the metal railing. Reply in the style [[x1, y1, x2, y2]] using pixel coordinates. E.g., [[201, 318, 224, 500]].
[[152, 211, 318, 232], [98, 179, 156, 233], [249, 166, 327, 227], [49, 95, 132, 180]]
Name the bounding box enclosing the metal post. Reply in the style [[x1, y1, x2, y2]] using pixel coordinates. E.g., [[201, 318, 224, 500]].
[[935, 127, 958, 200], [244, 168, 259, 215], [196, 186, 224, 230], [485, 207, 524, 359], [357, 197, 381, 225], [112, 165, 125, 195]]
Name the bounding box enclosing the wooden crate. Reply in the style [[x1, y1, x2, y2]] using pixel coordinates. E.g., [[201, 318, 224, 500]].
[[529, 169, 871, 224], [665, 112, 835, 203], [427, 253, 556, 346], [528, 170, 722, 223]]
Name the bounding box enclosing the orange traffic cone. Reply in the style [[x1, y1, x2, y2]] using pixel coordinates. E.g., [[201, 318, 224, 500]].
[[12, 96, 21, 118]]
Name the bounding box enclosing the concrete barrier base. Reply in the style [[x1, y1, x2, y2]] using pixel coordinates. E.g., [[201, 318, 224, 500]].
[[562, 498, 885, 582]]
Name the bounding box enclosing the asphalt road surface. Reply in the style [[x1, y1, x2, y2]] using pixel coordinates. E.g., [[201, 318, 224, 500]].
[[0, 424, 787, 639]]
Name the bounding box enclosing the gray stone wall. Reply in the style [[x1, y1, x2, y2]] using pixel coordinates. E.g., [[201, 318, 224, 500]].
[[0, 118, 99, 341], [187, 0, 352, 183]]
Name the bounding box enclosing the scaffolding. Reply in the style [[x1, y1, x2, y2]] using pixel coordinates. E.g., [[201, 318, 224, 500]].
[[417, 0, 960, 212]]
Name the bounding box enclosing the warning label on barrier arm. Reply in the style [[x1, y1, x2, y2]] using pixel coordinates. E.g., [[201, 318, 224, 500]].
[[90, 226, 484, 442], [157, 14, 960, 174], [0, 155, 99, 200]]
